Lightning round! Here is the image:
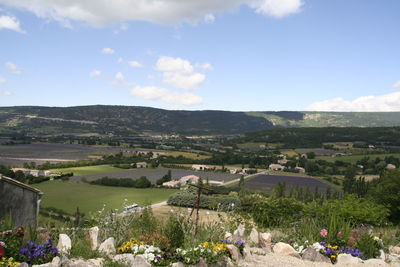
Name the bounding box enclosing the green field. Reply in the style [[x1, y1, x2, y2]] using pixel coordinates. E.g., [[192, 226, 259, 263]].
[[34, 181, 178, 214], [316, 153, 400, 163], [49, 164, 122, 176]]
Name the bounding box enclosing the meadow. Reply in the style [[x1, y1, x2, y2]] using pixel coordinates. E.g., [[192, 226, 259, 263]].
[[49, 164, 122, 176], [34, 180, 179, 214]]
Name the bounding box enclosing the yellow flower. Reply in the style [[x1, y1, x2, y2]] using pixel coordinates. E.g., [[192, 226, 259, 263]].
[[202, 242, 210, 248], [373, 236, 380, 241]]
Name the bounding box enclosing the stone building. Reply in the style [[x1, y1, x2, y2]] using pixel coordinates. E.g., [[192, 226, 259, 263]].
[[0, 175, 42, 226]]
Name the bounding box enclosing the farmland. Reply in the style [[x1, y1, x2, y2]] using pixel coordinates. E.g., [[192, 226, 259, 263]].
[[316, 153, 400, 163], [34, 180, 178, 214], [244, 174, 334, 193], [70, 167, 241, 183], [49, 164, 122, 176]]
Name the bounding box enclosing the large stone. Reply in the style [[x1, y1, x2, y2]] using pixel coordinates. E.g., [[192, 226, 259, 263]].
[[113, 254, 135, 266], [380, 249, 386, 260], [89, 226, 99, 250], [98, 237, 116, 255], [364, 259, 388, 266], [87, 258, 103, 267], [62, 259, 101, 267], [57, 234, 71, 255], [259, 232, 272, 249], [390, 246, 400, 255], [133, 255, 151, 267], [336, 253, 363, 265], [301, 247, 330, 263], [249, 228, 259, 245], [171, 263, 185, 267], [227, 244, 242, 262], [51, 256, 61, 267], [17, 264, 29, 267], [233, 224, 245, 241], [224, 232, 233, 242], [272, 242, 297, 255]]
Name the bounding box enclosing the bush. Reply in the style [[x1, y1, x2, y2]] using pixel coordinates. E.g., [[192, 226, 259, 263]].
[[241, 194, 304, 227], [90, 176, 151, 188], [167, 192, 240, 211], [355, 233, 382, 260], [163, 215, 185, 249]]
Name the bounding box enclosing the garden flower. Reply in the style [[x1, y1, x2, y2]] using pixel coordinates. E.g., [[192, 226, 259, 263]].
[[320, 229, 328, 237], [373, 236, 380, 241]]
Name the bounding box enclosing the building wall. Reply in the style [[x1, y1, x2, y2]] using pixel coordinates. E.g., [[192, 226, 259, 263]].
[[0, 180, 39, 226]]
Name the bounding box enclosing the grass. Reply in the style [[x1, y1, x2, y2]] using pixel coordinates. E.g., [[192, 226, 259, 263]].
[[49, 164, 122, 176], [34, 180, 179, 214], [152, 204, 227, 223], [316, 153, 400, 163]]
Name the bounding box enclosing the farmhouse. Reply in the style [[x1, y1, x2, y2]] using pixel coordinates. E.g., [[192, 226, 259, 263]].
[[162, 175, 201, 188], [192, 164, 209, 171], [277, 158, 288, 165], [11, 168, 52, 177], [295, 166, 306, 173], [0, 175, 42, 226], [269, 164, 285, 171], [135, 162, 147, 168], [386, 164, 397, 170]]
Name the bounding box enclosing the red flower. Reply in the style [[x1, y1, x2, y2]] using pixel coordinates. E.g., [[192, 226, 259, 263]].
[[16, 226, 25, 237]]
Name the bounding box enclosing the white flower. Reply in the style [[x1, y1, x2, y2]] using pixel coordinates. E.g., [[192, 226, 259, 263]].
[[312, 242, 324, 251]]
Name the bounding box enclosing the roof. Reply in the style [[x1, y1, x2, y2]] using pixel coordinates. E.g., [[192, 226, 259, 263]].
[[0, 175, 43, 195]]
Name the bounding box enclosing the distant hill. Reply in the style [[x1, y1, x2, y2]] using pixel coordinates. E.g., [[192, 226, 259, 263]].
[[1, 105, 400, 136]]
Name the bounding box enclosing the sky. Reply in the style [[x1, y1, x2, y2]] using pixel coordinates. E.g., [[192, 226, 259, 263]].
[[0, 0, 399, 112]]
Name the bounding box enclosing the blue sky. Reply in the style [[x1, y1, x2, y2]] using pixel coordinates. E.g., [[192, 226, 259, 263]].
[[0, 0, 399, 111]]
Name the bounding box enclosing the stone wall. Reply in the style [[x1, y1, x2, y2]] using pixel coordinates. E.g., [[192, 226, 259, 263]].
[[0, 179, 40, 226]]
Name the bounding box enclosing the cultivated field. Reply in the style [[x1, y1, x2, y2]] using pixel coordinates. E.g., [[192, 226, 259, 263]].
[[50, 165, 122, 176], [316, 153, 400, 163], [70, 167, 241, 183], [244, 174, 334, 193], [34, 180, 178, 214]]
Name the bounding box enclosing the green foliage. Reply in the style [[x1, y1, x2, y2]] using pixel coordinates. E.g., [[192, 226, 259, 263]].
[[369, 169, 400, 222], [167, 192, 240, 211], [69, 233, 102, 260], [304, 195, 389, 226], [355, 233, 382, 260], [241, 194, 304, 227], [163, 215, 185, 249], [89, 176, 152, 188], [156, 170, 172, 186]]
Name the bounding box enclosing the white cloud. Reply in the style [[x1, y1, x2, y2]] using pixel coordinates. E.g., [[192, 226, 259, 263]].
[[101, 47, 115, 54], [0, 15, 25, 33], [90, 69, 101, 77], [0, 0, 304, 26], [163, 72, 205, 91], [196, 63, 213, 70], [0, 76, 6, 83], [204, 14, 215, 24], [0, 90, 12, 96], [131, 85, 203, 106], [5, 62, 21, 74], [128, 61, 143, 68], [306, 92, 400, 112], [113, 71, 133, 86], [117, 57, 124, 63], [155, 56, 206, 90], [393, 81, 400, 89], [250, 0, 303, 18]]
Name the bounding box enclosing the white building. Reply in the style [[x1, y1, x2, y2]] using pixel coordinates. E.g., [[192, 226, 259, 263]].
[[268, 164, 285, 171], [192, 164, 209, 171]]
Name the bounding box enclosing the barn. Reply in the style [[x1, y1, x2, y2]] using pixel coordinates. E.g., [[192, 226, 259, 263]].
[[0, 175, 43, 227]]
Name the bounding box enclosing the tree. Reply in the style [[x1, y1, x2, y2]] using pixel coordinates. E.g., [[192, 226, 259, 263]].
[[343, 167, 356, 194], [369, 169, 400, 222], [306, 152, 316, 159]]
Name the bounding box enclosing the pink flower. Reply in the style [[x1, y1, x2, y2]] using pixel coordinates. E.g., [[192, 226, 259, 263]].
[[320, 229, 328, 237], [337, 232, 342, 237]]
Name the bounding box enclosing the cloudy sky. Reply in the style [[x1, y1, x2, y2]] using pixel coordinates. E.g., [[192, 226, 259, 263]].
[[0, 0, 399, 111]]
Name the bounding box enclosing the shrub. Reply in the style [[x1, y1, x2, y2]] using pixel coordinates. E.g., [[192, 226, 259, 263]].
[[163, 215, 184, 249], [167, 192, 240, 211], [355, 233, 383, 260]]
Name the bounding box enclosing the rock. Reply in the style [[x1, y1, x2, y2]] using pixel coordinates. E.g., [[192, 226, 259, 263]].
[[87, 258, 103, 267], [171, 262, 185, 267], [364, 259, 388, 266], [133, 255, 151, 267], [249, 247, 268, 256], [272, 242, 297, 255], [242, 245, 251, 259], [336, 253, 363, 265], [62, 259, 101, 267], [227, 244, 242, 262], [190, 258, 207, 267], [289, 253, 301, 259], [259, 232, 272, 249], [233, 224, 245, 241], [249, 228, 259, 245], [390, 246, 400, 255], [57, 234, 71, 255], [301, 247, 331, 263], [32, 263, 54, 267], [51, 256, 61, 267], [380, 249, 386, 260], [113, 254, 135, 266], [17, 263, 29, 267], [98, 237, 116, 255], [224, 232, 233, 242], [89, 226, 99, 250]]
